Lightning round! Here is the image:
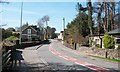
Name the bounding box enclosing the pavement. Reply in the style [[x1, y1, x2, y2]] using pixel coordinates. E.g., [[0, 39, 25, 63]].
[[8, 39, 120, 72], [9, 45, 50, 72]]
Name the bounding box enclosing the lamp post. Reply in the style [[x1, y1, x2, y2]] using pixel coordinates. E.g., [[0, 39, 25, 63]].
[[63, 17, 65, 41], [19, 2, 23, 45]]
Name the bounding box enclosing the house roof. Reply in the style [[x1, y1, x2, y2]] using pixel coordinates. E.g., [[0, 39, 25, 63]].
[[106, 28, 120, 34], [31, 26, 39, 31], [22, 25, 38, 32], [90, 28, 120, 37]]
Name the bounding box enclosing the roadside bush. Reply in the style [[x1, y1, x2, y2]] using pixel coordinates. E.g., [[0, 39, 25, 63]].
[[95, 44, 100, 48], [103, 34, 115, 49], [7, 36, 19, 41], [117, 44, 120, 50], [17, 41, 41, 49]]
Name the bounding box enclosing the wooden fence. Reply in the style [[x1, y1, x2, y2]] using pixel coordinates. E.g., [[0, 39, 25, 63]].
[[2, 49, 12, 69]]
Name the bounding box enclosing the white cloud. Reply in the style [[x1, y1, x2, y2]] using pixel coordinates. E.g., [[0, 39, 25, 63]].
[[2, 19, 19, 23], [1, 19, 19, 28]]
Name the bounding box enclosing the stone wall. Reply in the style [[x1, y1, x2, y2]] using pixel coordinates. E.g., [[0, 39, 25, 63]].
[[63, 42, 73, 49], [63, 42, 120, 60], [78, 47, 119, 60]]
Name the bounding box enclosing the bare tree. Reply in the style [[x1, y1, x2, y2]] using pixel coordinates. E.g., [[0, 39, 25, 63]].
[[40, 15, 50, 40], [87, 0, 93, 36], [93, 2, 104, 34], [103, 2, 107, 33], [37, 18, 44, 29], [37, 18, 45, 41]]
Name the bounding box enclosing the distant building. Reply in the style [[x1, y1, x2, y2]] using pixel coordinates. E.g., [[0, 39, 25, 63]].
[[58, 31, 63, 40], [21, 25, 44, 41], [89, 28, 120, 49]]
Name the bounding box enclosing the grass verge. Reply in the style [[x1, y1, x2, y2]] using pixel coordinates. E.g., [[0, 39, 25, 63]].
[[88, 55, 120, 62]]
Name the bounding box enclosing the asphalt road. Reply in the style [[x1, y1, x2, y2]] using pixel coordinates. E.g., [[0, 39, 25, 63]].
[[37, 39, 119, 72]]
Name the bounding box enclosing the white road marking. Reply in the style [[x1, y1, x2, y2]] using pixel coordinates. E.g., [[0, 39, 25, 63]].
[[40, 58, 48, 65], [62, 57, 69, 60]]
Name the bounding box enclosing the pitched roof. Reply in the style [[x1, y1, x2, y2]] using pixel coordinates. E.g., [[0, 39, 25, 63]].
[[90, 28, 120, 37], [107, 28, 120, 34], [22, 25, 38, 32]]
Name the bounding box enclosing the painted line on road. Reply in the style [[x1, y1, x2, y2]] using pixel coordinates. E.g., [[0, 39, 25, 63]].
[[40, 58, 49, 66], [49, 47, 111, 72], [36, 51, 49, 66], [49, 46, 70, 61], [59, 56, 68, 60]]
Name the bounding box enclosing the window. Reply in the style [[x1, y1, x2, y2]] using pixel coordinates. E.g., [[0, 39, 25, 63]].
[[95, 39, 99, 44], [116, 39, 120, 44], [27, 29, 31, 34]]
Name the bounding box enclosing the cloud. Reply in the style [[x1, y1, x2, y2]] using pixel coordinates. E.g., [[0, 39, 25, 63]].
[[2, 19, 19, 23], [1, 19, 19, 26], [4, 7, 40, 15]]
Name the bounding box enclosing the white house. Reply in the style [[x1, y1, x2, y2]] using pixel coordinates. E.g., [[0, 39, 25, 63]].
[[89, 28, 120, 49], [58, 31, 63, 40]]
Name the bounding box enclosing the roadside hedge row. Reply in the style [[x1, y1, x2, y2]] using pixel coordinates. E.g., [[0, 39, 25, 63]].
[[3, 41, 41, 51], [15, 41, 41, 49]]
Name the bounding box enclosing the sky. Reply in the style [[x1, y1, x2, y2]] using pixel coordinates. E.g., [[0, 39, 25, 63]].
[[1, 2, 87, 33], [1, 0, 119, 33]]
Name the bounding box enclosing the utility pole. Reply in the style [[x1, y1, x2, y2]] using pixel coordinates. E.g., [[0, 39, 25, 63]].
[[63, 17, 65, 41], [19, 2, 23, 45], [63, 17, 65, 31], [46, 21, 48, 40]]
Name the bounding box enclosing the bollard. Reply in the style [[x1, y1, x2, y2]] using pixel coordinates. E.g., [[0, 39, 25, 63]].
[[105, 50, 108, 58]]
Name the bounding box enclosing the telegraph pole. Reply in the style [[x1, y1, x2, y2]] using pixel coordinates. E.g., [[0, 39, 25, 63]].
[[63, 17, 65, 31], [46, 21, 48, 40], [63, 17, 65, 41], [19, 2, 23, 45]]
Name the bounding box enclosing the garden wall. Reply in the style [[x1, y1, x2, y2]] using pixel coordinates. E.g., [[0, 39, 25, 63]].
[[78, 47, 119, 60], [63, 42, 120, 60]]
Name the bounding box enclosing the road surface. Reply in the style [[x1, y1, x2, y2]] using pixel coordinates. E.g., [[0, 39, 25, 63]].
[[9, 39, 119, 72], [36, 39, 119, 72]]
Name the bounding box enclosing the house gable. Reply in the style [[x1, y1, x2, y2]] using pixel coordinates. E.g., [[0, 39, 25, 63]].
[[22, 26, 37, 34]]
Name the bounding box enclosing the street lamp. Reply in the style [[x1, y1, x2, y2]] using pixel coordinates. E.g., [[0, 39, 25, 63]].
[[63, 17, 65, 42], [19, 2, 23, 45]]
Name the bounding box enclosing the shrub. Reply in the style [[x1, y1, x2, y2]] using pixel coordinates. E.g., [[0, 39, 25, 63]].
[[117, 44, 120, 50], [16, 41, 41, 49], [7, 36, 19, 41], [103, 34, 115, 49], [95, 44, 100, 48]]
